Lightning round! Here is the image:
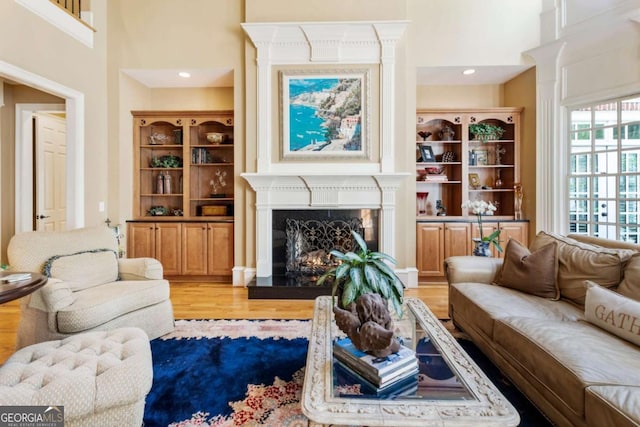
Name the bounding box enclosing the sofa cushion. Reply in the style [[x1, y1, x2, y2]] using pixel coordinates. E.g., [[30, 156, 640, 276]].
[[493, 316, 640, 419], [617, 253, 640, 301], [585, 280, 640, 346], [530, 231, 635, 306], [585, 385, 640, 427], [39, 278, 76, 311], [450, 283, 584, 339], [44, 249, 119, 291], [494, 239, 559, 299], [56, 280, 170, 333]]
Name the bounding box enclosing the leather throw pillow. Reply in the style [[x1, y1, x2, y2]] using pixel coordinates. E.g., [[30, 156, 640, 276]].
[[585, 280, 640, 346], [494, 238, 559, 300]]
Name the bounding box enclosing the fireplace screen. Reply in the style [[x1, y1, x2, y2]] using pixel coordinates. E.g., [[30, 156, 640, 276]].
[[285, 217, 364, 276]]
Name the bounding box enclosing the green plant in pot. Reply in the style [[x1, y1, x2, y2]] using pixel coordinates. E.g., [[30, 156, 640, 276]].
[[469, 123, 505, 142], [317, 230, 405, 357]]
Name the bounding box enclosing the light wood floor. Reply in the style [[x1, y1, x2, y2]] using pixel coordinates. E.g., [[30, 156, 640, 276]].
[[0, 282, 448, 364]]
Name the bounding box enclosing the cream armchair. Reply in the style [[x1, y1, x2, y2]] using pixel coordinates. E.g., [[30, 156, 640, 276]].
[[7, 225, 174, 348]]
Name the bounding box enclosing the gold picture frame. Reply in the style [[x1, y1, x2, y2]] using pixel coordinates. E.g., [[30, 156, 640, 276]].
[[469, 173, 481, 189]]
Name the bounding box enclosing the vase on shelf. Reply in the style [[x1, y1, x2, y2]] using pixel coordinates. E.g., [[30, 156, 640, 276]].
[[417, 192, 429, 215], [472, 238, 492, 257]]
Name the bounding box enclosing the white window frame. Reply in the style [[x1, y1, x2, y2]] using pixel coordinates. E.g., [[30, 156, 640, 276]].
[[567, 95, 640, 243]]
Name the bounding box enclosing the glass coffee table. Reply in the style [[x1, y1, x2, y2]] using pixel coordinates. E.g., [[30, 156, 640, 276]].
[[301, 296, 520, 426]]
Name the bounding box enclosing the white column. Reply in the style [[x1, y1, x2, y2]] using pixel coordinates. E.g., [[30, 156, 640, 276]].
[[374, 23, 408, 173], [241, 24, 277, 174], [525, 40, 565, 234]]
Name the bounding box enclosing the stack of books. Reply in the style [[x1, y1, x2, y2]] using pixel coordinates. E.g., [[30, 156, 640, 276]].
[[333, 337, 419, 397], [424, 174, 448, 182]]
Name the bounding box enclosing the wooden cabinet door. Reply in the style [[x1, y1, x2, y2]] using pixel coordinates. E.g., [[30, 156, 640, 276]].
[[127, 223, 155, 259], [182, 223, 208, 275], [208, 223, 234, 276], [155, 223, 182, 276], [498, 222, 529, 258], [416, 223, 444, 276], [444, 222, 471, 257]]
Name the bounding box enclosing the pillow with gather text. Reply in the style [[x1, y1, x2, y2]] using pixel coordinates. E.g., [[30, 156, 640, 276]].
[[585, 280, 640, 347], [43, 249, 118, 292], [494, 238, 559, 300]]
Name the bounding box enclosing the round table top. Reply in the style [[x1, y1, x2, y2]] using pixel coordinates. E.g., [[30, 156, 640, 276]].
[[0, 272, 47, 304]]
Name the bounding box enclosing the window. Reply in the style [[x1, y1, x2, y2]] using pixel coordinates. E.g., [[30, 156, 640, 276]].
[[568, 95, 640, 243]]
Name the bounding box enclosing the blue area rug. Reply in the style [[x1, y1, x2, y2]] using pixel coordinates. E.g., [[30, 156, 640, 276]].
[[143, 320, 310, 426], [143, 319, 551, 426]]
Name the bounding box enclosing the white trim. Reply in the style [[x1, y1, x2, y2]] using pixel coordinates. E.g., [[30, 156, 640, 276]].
[[14, 103, 65, 233], [15, 0, 94, 48], [0, 60, 85, 232]]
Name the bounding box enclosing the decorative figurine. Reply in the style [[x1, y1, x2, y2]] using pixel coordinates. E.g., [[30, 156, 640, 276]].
[[514, 183, 524, 220], [417, 131, 432, 141], [495, 144, 506, 165], [436, 200, 447, 216], [439, 125, 455, 141]]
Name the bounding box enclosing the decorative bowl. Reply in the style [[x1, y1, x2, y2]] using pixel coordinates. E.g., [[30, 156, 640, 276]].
[[206, 132, 225, 145], [425, 166, 445, 175]]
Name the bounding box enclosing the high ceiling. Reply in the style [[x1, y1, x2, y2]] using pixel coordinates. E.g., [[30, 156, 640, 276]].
[[122, 68, 234, 88], [417, 65, 534, 86]]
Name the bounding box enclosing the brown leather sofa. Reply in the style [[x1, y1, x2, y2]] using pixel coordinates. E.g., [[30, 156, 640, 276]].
[[445, 232, 640, 427]]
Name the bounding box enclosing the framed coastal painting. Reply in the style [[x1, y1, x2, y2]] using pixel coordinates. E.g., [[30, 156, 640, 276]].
[[280, 69, 370, 160]]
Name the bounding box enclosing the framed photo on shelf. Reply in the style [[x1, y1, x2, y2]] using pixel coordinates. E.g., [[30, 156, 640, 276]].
[[475, 149, 489, 166], [279, 69, 370, 160], [469, 173, 481, 189], [419, 145, 435, 162]]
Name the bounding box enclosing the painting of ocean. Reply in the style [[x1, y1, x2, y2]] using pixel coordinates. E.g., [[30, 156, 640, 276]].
[[288, 78, 339, 151]]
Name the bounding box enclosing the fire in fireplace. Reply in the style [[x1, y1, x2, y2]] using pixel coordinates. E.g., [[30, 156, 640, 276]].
[[285, 217, 363, 276], [272, 209, 379, 280]]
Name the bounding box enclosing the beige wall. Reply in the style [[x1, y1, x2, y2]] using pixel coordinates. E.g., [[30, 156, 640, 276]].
[[504, 68, 536, 241], [0, 0, 109, 262], [1, 0, 540, 274]]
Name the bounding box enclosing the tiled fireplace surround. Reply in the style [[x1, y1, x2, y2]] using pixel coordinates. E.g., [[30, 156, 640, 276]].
[[240, 21, 417, 290]]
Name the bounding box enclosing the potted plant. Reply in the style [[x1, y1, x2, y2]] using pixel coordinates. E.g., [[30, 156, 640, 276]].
[[469, 123, 505, 142], [317, 231, 405, 356], [461, 199, 503, 256]]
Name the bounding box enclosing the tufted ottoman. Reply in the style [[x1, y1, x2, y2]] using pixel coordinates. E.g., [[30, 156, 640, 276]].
[[0, 327, 153, 427]]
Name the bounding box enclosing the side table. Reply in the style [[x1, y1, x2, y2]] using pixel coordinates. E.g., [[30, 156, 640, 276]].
[[0, 272, 47, 304]]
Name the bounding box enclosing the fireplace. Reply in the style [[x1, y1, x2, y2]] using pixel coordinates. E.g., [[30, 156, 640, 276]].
[[246, 209, 379, 298], [273, 209, 379, 278], [238, 21, 414, 293]]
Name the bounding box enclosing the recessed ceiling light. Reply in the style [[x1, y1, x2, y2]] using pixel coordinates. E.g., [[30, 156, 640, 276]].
[[178, 71, 191, 78], [462, 69, 476, 75]]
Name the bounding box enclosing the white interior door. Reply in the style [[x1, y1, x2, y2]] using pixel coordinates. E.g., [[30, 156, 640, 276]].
[[35, 113, 67, 231]]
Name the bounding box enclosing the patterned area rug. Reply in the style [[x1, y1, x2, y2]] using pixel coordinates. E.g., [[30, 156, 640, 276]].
[[144, 319, 551, 427], [144, 320, 311, 427]]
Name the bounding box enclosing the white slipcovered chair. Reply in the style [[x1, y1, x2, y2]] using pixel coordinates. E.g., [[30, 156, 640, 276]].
[[7, 225, 174, 348]]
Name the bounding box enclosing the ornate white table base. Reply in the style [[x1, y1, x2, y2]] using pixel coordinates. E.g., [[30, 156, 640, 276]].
[[301, 296, 520, 427]]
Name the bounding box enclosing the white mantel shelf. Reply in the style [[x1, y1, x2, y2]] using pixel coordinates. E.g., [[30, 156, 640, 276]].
[[242, 173, 410, 208]]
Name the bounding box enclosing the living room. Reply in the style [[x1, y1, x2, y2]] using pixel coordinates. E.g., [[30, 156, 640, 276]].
[[0, 0, 639, 426]]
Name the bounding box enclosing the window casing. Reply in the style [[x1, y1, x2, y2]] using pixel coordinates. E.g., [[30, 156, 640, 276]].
[[568, 96, 640, 243]]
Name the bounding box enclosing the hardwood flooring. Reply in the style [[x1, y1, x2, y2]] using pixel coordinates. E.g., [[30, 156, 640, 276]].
[[0, 282, 448, 364]]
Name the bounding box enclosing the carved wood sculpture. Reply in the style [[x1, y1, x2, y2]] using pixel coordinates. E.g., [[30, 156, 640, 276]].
[[333, 293, 401, 357]]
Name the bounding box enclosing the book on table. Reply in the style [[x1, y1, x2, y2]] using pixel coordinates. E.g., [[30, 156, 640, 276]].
[[334, 359, 419, 398], [333, 337, 418, 387]]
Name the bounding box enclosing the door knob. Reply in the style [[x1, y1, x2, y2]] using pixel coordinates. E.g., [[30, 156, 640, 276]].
[[35, 214, 50, 219]]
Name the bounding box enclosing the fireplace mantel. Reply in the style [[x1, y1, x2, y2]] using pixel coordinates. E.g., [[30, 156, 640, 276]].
[[242, 173, 409, 208], [242, 172, 412, 281]]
